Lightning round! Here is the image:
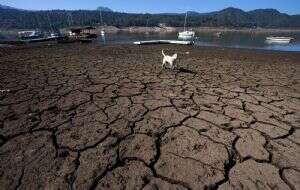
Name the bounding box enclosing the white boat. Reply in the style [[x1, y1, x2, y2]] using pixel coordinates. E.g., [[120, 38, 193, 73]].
[[101, 30, 105, 36], [178, 31, 195, 40], [265, 37, 294, 44], [178, 12, 195, 40], [18, 30, 44, 40]]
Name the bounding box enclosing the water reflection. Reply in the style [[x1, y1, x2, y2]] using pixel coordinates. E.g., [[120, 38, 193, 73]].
[[0, 30, 299, 51], [195, 32, 300, 51], [100, 33, 106, 44], [99, 31, 300, 52]]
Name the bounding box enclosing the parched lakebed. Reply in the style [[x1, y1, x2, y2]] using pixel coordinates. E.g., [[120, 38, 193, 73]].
[[0, 43, 300, 190]]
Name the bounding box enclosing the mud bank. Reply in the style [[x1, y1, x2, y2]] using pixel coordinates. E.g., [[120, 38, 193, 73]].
[[0, 44, 299, 190]]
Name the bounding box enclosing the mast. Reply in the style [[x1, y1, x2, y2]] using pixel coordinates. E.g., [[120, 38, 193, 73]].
[[47, 12, 54, 33], [84, 12, 88, 26], [35, 13, 41, 29], [99, 9, 104, 27], [146, 17, 149, 27], [67, 12, 74, 27], [184, 11, 188, 31]]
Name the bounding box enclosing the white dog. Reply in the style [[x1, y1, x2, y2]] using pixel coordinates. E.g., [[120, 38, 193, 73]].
[[162, 50, 178, 69]]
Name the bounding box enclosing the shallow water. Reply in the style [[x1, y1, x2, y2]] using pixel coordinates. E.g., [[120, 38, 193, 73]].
[[98, 31, 300, 52]]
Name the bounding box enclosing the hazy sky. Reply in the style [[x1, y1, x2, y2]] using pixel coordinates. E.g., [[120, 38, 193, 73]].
[[1, 0, 299, 14]]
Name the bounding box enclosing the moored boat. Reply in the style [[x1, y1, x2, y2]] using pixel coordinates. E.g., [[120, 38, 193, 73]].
[[18, 30, 62, 43], [178, 12, 195, 40], [67, 26, 98, 39], [265, 37, 294, 44], [178, 31, 195, 40], [18, 30, 44, 40]]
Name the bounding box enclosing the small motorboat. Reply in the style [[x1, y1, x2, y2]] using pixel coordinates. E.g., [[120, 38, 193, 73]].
[[18, 30, 62, 43], [265, 37, 294, 44], [18, 30, 44, 40], [100, 30, 105, 36]]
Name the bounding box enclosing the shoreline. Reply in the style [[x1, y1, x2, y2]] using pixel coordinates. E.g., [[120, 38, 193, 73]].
[[1, 38, 300, 53], [65, 26, 300, 33], [1, 26, 300, 38], [1, 43, 300, 61]]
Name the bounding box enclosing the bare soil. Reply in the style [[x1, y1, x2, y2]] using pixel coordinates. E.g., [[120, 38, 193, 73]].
[[0, 43, 299, 190]]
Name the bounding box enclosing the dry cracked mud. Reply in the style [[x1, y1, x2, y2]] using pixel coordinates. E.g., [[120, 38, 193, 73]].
[[0, 43, 300, 190]]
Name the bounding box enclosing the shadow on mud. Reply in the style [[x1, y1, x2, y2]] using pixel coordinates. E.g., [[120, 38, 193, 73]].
[[177, 67, 197, 74]]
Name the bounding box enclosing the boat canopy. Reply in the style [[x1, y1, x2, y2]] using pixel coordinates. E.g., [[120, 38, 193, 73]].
[[69, 26, 96, 32]]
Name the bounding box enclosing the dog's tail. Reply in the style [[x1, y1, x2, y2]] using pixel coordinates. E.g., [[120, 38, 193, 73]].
[[162, 49, 166, 57]]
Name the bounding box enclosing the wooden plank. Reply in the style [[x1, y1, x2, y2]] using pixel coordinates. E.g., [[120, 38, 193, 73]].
[[134, 40, 193, 45]]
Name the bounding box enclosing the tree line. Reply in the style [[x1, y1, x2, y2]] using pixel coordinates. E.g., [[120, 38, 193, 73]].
[[0, 8, 299, 30]]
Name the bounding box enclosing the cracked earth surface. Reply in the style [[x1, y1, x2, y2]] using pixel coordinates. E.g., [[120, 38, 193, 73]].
[[0, 44, 300, 190]]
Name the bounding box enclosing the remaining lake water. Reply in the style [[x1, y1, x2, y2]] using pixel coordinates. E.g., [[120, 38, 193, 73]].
[[99, 31, 300, 52]]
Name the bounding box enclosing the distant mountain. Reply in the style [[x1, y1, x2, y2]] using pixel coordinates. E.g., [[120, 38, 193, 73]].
[[0, 5, 299, 29], [96, 6, 113, 12], [158, 11, 203, 16], [248, 8, 282, 15], [248, 9, 290, 27], [186, 11, 202, 16], [0, 4, 18, 10], [207, 7, 254, 27], [199, 7, 299, 27]]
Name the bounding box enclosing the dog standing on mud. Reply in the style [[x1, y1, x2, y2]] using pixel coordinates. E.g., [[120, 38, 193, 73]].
[[162, 50, 178, 69]]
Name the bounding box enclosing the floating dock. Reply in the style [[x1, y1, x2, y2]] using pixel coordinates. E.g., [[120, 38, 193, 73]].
[[134, 40, 194, 45]]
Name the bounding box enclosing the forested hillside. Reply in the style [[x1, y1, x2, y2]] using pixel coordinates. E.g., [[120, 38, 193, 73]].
[[0, 5, 299, 29]]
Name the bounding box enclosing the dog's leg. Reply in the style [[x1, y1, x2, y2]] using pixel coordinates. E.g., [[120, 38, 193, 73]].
[[162, 59, 166, 68], [167, 61, 171, 69], [171, 62, 174, 70]]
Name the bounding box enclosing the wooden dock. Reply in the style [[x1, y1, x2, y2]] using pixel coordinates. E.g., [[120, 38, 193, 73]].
[[134, 40, 194, 45]]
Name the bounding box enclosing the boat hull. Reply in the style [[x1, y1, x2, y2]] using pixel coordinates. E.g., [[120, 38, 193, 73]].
[[21, 36, 63, 43], [178, 31, 195, 40], [265, 37, 294, 44], [178, 35, 194, 40]]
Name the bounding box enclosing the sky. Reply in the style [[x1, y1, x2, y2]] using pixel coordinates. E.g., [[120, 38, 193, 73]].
[[1, 0, 300, 15]]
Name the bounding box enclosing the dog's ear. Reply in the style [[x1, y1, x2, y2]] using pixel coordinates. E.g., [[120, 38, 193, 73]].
[[173, 53, 177, 59]]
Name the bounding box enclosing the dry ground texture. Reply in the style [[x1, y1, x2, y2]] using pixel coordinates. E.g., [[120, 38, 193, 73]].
[[0, 44, 300, 190]]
